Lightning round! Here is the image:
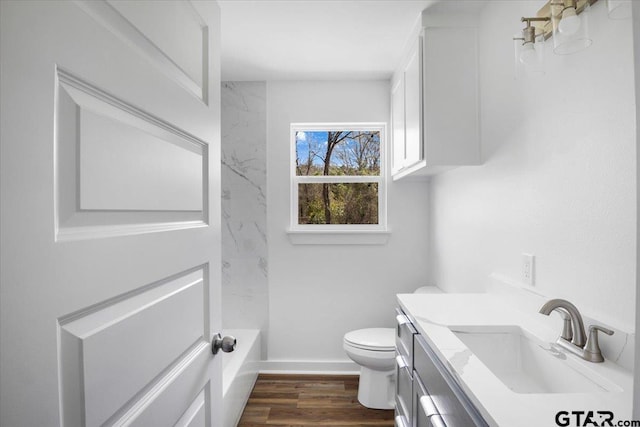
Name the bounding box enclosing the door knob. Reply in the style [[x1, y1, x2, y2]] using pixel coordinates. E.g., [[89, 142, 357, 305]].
[[212, 333, 236, 354]]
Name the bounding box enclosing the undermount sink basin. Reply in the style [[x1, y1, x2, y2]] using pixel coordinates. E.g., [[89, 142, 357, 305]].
[[451, 326, 621, 394]]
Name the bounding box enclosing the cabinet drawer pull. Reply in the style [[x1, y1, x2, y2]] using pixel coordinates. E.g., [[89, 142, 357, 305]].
[[396, 314, 410, 326], [420, 395, 439, 417], [429, 415, 447, 427], [394, 415, 409, 427], [396, 355, 408, 370]]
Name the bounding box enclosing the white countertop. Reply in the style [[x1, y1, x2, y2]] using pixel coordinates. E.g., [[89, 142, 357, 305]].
[[397, 293, 633, 427]]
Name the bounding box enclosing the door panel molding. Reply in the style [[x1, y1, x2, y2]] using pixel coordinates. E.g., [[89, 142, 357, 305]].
[[109, 348, 211, 427], [58, 267, 210, 426], [74, 0, 209, 103], [55, 67, 209, 241], [174, 388, 207, 427]]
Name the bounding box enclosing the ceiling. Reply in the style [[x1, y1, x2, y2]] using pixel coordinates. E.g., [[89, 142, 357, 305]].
[[218, 0, 439, 81]]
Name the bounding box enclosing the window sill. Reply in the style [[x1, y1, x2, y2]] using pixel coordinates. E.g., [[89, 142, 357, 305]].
[[286, 229, 391, 245]]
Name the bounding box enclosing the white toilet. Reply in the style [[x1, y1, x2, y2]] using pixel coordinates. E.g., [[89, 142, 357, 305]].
[[343, 286, 443, 410], [343, 327, 396, 409]]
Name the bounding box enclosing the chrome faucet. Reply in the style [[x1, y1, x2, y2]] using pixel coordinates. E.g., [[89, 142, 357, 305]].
[[539, 298, 613, 363], [539, 299, 587, 347]]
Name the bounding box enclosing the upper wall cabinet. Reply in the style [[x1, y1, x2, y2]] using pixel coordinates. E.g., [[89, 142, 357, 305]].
[[391, 11, 481, 180]]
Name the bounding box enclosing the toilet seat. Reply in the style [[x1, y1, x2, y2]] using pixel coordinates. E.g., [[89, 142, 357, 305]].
[[343, 328, 395, 352]]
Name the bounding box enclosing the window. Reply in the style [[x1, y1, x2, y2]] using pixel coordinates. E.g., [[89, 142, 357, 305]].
[[290, 123, 387, 235]]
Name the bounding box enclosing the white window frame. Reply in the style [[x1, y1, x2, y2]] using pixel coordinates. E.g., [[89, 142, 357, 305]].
[[288, 123, 388, 243]]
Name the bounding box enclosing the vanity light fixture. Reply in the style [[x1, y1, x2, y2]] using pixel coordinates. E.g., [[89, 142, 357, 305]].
[[513, 0, 597, 67]]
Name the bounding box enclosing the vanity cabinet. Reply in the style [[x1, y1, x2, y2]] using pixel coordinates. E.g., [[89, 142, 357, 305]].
[[395, 308, 487, 427], [391, 13, 480, 180]]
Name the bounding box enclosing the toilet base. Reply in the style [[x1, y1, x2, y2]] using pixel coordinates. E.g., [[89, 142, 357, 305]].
[[357, 366, 395, 410]]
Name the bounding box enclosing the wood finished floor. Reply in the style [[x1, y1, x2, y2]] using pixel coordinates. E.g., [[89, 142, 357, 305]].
[[237, 374, 395, 426]]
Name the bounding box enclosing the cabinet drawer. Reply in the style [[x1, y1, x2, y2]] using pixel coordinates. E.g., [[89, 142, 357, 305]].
[[414, 335, 487, 427], [395, 396, 410, 427], [396, 355, 412, 418], [414, 373, 450, 427], [395, 308, 417, 370]]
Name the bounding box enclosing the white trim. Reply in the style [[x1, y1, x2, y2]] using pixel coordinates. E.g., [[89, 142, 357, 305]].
[[296, 176, 381, 184], [56, 220, 207, 242], [259, 359, 359, 375], [292, 122, 387, 132], [287, 229, 390, 245], [290, 123, 388, 235], [392, 159, 427, 181]]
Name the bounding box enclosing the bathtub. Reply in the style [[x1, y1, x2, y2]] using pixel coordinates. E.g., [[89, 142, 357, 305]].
[[222, 329, 261, 427]]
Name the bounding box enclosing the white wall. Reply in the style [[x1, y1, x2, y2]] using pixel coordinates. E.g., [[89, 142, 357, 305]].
[[633, 1, 640, 419], [221, 82, 268, 357], [430, 1, 636, 333], [266, 81, 430, 367]]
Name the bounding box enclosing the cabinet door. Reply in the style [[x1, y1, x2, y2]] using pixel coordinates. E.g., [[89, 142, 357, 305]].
[[423, 27, 479, 165], [391, 77, 406, 173], [404, 36, 422, 167]]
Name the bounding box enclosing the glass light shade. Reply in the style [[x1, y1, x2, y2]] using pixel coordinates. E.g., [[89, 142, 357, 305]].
[[607, 0, 631, 19], [514, 32, 545, 79], [551, 2, 592, 55], [519, 43, 537, 66], [559, 7, 581, 34]]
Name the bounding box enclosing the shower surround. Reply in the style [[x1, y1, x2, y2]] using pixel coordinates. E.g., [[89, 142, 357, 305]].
[[221, 81, 268, 341]]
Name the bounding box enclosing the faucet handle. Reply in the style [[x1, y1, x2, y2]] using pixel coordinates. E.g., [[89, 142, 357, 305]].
[[590, 325, 614, 336], [584, 325, 614, 363]]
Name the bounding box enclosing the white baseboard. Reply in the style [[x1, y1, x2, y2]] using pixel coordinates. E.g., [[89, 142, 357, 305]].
[[259, 359, 359, 375]]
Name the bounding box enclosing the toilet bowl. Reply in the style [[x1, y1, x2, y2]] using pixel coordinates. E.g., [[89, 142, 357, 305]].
[[343, 328, 396, 409], [343, 286, 444, 410]]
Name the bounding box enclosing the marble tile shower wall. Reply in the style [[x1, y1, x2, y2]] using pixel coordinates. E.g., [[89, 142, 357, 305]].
[[221, 82, 268, 348]]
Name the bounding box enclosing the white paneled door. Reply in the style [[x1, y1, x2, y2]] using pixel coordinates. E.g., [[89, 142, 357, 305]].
[[0, 1, 222, 426]]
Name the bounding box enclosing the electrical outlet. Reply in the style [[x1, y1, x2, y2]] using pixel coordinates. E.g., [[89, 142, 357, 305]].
[[522, 253, 535, 286]]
